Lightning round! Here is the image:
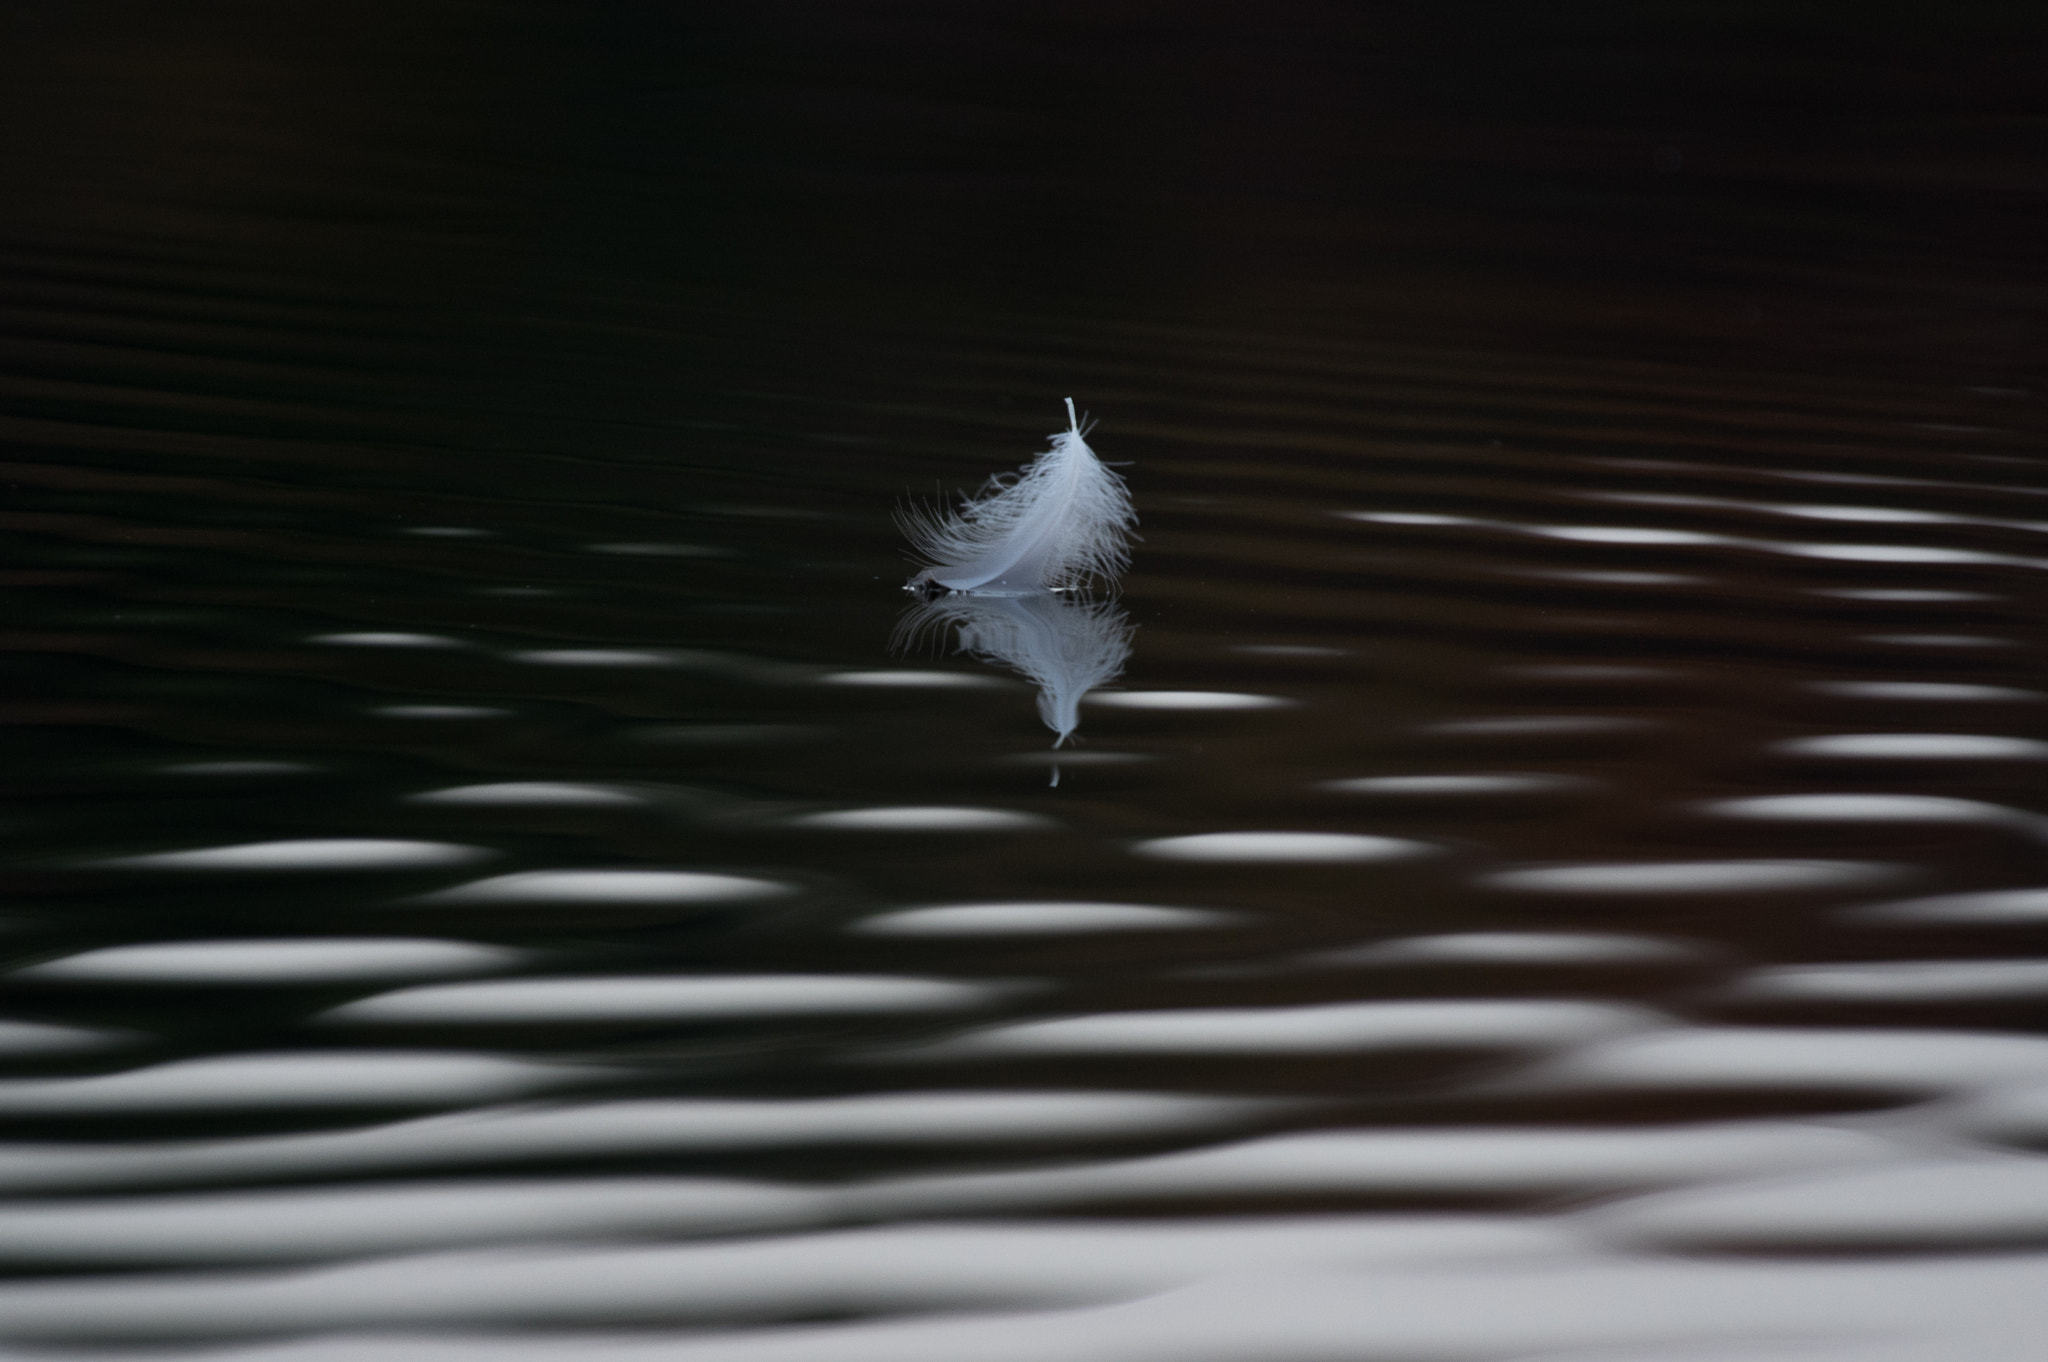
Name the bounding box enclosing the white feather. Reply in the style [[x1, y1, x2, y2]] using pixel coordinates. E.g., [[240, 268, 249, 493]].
[[895, 592, 1134, 748], [902, 398, 1136, 595]]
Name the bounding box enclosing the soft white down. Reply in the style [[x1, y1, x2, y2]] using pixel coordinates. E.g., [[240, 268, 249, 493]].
[[902, 398, 1136, 595]]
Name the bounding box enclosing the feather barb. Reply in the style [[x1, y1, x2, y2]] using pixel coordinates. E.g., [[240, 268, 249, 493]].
[[903, 398, 1136, 595]]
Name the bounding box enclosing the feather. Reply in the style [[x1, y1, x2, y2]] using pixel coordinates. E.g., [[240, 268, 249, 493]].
[[902, 398, 1136, 595], [895, 591, 1134, 749]]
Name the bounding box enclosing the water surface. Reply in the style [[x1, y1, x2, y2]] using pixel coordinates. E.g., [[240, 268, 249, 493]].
[[3, 4, 2048, 1358]]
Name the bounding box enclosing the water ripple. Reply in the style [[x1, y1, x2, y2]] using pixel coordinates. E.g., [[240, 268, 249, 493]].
[[409, 870, 793, 908], [785, 807, 1057, 833], [309, 633, 470, 649], [1321, 773, 1598, 798], [850, 902, 1246, 936], [863, 1121, 1895, 1216], [1310, 932, 1707, 967], [887, 1000, 1656, 1060], [0, 1093, 1274, 1194], [1516, 1026, 2048, 1095], [0, 1020, 136, 1057], [1085, 691, 1295, 711], [1841, 887, 2048, 926], [1483, 860, 1894, 895], [1806, 681, 2045, 703], [0, 1217, 1572, 1342], [1724, 958, 2048, 1005], [319, 975, 996, 1026], [1133, 832, 1437, 863], [820, 670, 1006, 689], [81, 840, 493, 873], [1700, 794, 2047, 836], [0, 1177, 827, 1265], [1773, 734, 2048, 760], [15, 939, 522, 985], [0, 1052, 583, 1115], [370, 705, 514, 719], [1593, 1156, 2048, 1252], [403, 783, 653, 807]]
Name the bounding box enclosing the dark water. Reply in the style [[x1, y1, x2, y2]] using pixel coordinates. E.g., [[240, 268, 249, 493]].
[[3, 4, 2048, 1358]]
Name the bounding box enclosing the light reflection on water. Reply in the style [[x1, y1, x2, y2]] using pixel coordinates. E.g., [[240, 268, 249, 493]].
[[9, 356, 2048, 1361], [3, 3, 2048, 1358]]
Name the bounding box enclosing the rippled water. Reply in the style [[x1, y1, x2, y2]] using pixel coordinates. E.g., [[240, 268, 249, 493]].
[[4, 4, 2048, 1359]]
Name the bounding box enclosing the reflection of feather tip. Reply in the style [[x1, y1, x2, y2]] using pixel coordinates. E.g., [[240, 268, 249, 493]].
[[902, 398, 1136, 595], [894, 593, 1134, 748]]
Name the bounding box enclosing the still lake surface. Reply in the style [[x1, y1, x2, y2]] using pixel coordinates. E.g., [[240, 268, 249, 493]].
[[2, 4, 2047, 1358]]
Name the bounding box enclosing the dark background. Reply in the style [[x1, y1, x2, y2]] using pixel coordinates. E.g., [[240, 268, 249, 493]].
[[4, 0, 2044, 392]]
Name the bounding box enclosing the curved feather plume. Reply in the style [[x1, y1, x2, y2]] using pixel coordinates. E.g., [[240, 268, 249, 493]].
[[903, 398, 1136, 595]]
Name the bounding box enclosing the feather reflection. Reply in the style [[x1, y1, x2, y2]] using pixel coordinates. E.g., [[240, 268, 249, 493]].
[[895, 593, 1134, 765]]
